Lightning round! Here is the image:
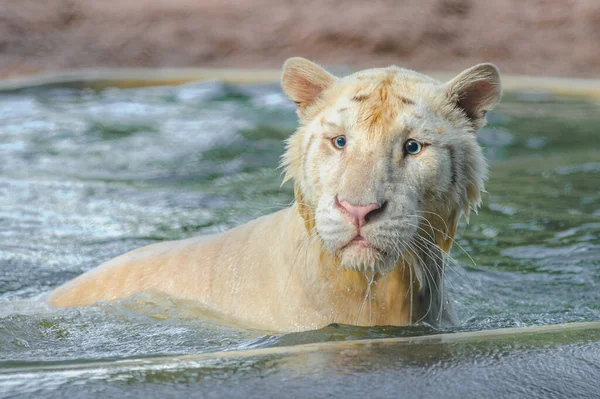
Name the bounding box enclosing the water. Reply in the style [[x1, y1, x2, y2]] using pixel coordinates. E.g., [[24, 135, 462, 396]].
[[0, 81, 598, 397]]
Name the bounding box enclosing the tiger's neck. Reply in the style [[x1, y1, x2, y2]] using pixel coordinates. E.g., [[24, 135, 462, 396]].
[[320, 252, 421, 326], [288, 203, 422, 327]]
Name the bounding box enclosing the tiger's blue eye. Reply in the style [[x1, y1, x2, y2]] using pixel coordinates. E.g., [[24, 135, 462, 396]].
[[404, 139, 422, 155], [334, 136, 347, 149]]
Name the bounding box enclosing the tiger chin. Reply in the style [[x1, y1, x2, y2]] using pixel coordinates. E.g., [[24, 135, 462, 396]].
[[47, 57, 501, 332]]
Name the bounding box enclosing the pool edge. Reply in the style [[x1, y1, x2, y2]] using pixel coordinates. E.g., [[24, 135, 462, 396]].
[[1, 321, 599, 375], [1, 68, 600, 98]]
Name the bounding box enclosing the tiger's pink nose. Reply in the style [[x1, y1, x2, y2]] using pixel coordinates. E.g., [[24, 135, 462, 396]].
[[338, 199, 383, 228]]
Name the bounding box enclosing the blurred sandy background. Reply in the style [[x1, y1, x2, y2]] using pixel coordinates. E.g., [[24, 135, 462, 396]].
[[1, 0, 599, 78]]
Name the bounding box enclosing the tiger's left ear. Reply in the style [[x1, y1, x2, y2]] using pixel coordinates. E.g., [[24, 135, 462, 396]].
[[281, 57, 337, 117], [445, 63, 502, 130]]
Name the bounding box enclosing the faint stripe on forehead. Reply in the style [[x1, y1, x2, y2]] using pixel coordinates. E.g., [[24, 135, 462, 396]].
[[352, 93, 415, 105], [352, 94, 370, 102], [320, 115, 338, 128]]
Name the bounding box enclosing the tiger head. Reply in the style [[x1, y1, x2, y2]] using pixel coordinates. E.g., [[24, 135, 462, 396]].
[[281, 57, 501, 281]]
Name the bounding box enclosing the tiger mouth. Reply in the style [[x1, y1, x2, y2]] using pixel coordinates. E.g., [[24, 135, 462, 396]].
[[341, 234, 372, 249], [338, 235, 391, 257]]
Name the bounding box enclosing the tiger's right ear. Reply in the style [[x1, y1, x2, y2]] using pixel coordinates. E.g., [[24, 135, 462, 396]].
[[281, 57, 336, 117]]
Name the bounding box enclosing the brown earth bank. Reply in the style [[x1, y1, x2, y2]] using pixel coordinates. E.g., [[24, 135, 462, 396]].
[[1, 0, 599, 79]]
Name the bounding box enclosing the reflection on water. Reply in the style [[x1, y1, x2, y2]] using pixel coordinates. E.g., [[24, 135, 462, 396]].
[[0, 82, 598, 397]]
